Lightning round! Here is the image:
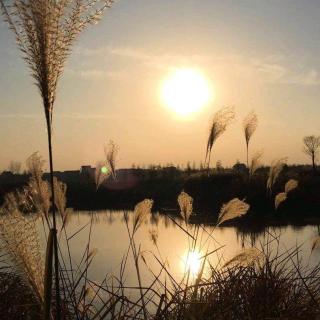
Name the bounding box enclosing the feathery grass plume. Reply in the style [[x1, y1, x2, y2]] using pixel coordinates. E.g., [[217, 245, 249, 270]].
[[243, 111, 258, 168], [223, 248, 264, 268], [275, 192, 287, 210], [0, 0, 113, 130], [149, 228, 158, 246], [285, 179, 298, 194], [2, 188, 33, 214], [95, 161, 110, 189], [249, 151, 263, 178], [267, 158, 287, 194], [311, 236, 320, 252], [178, 191, 193, 223], [105, 140, 118, 179], [217, 198, 250, 226], [205, 106, 235, 167], [0, 209, 44, 306], [132, 199, 153, 233], [26, 153, 51, 219], [26, 152, 45, 181], [53, 177, 69, 226]]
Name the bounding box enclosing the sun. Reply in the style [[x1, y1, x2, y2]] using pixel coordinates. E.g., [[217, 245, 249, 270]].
[[160, 68, 213, 117], [183, 251, 202, 276]]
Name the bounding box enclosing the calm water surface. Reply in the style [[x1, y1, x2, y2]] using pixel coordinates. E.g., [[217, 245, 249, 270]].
[[54, 210, 320, 290]]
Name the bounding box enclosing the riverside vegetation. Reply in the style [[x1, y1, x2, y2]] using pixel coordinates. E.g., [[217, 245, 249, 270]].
[[1, 154, 320, 319], [1, 0, 320, 319]]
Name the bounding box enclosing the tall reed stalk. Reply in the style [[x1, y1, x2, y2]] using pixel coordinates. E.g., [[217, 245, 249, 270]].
[[0, 1, 113, 317]]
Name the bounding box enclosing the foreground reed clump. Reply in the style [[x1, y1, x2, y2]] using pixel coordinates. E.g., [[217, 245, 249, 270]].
[[167, 247, 320, 320]]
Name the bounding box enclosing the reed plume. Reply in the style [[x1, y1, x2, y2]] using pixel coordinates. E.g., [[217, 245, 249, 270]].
[[95, 161, 110, 189], [224, 247, 264, 268], [275, 192, 287, 210], [285, 179, 298, 194], [205, 106, 235, 168], [26, 153, 51, 220], [217, 198, 250, 226], [132, 199, 153, 233], [105, 140, 118, 179], [311, 237, 320, 252], [0, 205, 44, 306], [267, 158, 287, 194], [178, 191, 193, 223], [243, 111, 258, 168], [149, 228, 158, 246], [53, 177, 69, 226], [275, 179, 298, 210]]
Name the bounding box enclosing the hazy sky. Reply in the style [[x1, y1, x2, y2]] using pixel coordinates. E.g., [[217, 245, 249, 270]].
[[1, 0, 320, 171]]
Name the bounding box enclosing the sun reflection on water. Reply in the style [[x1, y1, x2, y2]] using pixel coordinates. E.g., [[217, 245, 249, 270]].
[[182, 250, 202, 276]]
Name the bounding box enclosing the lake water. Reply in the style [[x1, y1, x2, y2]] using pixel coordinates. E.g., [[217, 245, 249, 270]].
[[57, 210, 320, 292]]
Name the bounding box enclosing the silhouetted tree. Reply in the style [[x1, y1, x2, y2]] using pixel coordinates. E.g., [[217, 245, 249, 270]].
[[303, 135, 320, 172]]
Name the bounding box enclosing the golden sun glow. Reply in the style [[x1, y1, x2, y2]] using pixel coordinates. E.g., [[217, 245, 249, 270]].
[[161, 68, 213, 117], [183, 251, 202, 276]]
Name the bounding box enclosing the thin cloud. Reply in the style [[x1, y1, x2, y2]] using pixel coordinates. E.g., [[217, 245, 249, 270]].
[[0, 113, 40, 119], [74, 44, 320, 86]]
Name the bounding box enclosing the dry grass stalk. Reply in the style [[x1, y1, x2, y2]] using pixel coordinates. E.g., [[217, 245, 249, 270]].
[[105, 140, 118, 179], [217, 198, 250, 226], [132, 199, 153, 233], [224, 248, 264, 268], [285, 179, 298, 194], [275, 192, 287, 210], [243, 111, 258, 167], [178, 191, 193, 223], [267, 158, 287, 193], [205, 106, 235, 167], [249, 151, 263, 177]]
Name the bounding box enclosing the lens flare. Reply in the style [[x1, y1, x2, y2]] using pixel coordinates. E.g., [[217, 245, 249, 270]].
[[101, 166, 108, 174]]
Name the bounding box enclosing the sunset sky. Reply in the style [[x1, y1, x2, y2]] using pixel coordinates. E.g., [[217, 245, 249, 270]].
[[1, 0, 320, 171]]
